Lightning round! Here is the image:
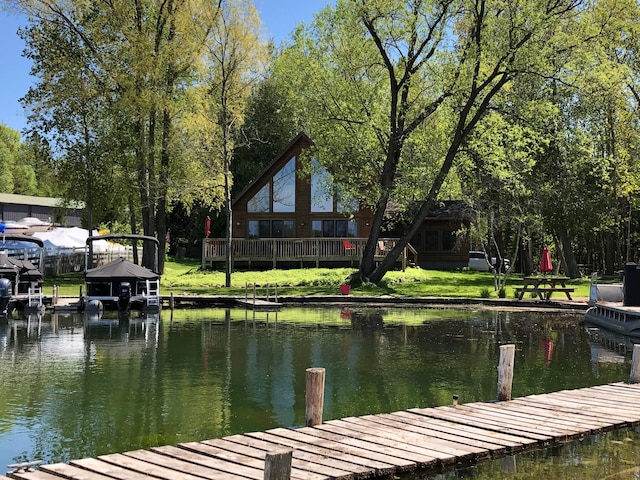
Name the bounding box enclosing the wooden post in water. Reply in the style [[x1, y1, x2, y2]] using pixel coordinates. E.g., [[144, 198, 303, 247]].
[[264, 449, 292, 480], [306, 367, 325, 426], [497, 344, 515, 401], [169, 293, 174, 310], [630, 345, 640, 383]]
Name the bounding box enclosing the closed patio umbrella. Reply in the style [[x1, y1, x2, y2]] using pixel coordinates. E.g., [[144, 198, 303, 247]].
[[204, 216, 211, 238], [539, 245, 553, 274]]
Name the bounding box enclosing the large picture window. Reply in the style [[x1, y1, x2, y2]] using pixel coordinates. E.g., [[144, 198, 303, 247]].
[[311, 160, 359, 214], [311, 159, 333, 212], [425, 230, 439, 251], [247, 158, 296, 213], [247, 184, 270, 213], [248, 220, 295, 238], [312, 219, 358, 237], [273, 158, 295, 212], [442, 230, 456, 251]]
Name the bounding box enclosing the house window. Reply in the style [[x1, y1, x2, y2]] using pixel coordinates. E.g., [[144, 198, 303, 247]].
[[311, 159, 333, 212], [442, 230, 456, 251], [273, 158, 296, 212], [312, 219, 358, 237], [248, 220, 295, 238], [247, 158, 296, 213], [311, 160, 359, 214], [247, 184, 270, 213], [425, 230, 439, 251]]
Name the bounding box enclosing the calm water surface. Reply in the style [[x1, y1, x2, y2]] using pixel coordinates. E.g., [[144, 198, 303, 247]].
[[0, 306, 636, 477]]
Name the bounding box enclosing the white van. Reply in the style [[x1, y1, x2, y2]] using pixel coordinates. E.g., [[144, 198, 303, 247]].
[[468, 251, 492, 271], [468, 251, 511, 272]]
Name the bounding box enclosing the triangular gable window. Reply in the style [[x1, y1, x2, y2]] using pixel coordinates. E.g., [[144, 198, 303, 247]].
[[247, 158, 296, 213]]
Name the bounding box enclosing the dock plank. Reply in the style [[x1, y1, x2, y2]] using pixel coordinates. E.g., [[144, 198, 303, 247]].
[[213, 435, 364, 479], [69, 458, 156, 480], [123, 449, 248, 480], [7, 472, 61, 480], [323, 418, 460, 463], [390, 411, 529, 450], [10, 382, 640, 480], [150, 445, 263, 480], [239, 429, 397, 477], [363, 413, 511, 455], [97, 453, 208, 480], [409, 406, 550, 442], [40, 463, 115, 480], [179, 441, 326, 480]]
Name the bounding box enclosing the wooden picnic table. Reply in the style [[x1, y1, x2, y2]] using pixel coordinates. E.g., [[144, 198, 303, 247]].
[[516, 276, 574, 300]]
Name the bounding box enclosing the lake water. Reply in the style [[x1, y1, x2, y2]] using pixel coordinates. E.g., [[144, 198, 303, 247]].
[[0, 305, 638, 478]]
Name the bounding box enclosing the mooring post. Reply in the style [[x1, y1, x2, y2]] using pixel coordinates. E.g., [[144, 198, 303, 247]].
[[169, 292, 174, 310], [264, 449, 292, 480], [497, 344, 515, 401], [306, 367, 326, 426], [630, 345, 640, 383]]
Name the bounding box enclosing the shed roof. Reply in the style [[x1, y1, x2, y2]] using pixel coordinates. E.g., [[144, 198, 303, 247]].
[[0, 193, 84, 209]]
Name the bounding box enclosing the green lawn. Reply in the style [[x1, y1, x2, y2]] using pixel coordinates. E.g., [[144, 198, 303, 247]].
[[44, 257, 593, 299]]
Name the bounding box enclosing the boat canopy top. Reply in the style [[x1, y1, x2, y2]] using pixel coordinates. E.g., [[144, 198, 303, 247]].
[[85, 257, 159, 281]]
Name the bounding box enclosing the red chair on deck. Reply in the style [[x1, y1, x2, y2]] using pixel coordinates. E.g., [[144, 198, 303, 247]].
[[343, 240, 356, 266]]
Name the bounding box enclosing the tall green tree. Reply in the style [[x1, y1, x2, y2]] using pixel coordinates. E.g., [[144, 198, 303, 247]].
[[0, 123, 38, 195], [277, 0, 587, 284], [12, 0, 224, 271], [183, 0, 267, 285]]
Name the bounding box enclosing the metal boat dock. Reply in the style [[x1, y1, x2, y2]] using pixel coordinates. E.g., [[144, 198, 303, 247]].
[[5, 382, 640, 480]]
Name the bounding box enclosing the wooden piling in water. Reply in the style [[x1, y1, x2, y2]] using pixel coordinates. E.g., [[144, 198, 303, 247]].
[[263, 449, 292, 480], [305, 367, 325, 426], [497, 344, 515, 401], [630, 345, 640, 383]]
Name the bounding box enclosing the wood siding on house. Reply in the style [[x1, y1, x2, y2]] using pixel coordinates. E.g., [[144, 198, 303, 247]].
[[232, 132, 373, 241]]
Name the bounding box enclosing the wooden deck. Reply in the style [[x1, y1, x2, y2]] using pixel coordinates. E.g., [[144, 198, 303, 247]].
[[7, 382, 640, 479], [201, 237, 418, 270]]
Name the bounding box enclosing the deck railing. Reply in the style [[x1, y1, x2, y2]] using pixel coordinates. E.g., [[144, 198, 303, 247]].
[[202, 237, 417, 270]]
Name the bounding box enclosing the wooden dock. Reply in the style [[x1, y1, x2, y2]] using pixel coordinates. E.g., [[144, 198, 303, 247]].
[[6, 382, 640, 480], [235, 298, 282, 310]]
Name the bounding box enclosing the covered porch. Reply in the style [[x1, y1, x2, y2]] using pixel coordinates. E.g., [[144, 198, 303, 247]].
[[201, 237, 417, 270]]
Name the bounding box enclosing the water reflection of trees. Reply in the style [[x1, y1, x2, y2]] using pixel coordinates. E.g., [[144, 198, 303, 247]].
[[0, 307, 632, 469]]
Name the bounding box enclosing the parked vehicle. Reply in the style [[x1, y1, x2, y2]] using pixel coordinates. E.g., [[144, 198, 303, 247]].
[[468, 251, 510, 273], [468, 251, 492, 272]]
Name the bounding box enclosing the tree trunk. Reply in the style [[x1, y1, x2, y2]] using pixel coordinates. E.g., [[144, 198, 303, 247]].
[[557, 228, 580, 278]]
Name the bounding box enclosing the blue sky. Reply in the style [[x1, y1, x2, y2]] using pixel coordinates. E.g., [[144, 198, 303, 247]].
[[0, 0, 331, 136]]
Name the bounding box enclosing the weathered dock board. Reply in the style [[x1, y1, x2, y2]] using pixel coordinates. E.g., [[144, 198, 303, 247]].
[[7, 382, 640, 480]]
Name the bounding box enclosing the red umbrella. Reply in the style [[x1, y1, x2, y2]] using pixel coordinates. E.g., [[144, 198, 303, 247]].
[[539, 245, 553, 274], [204, 216, 211, 238]]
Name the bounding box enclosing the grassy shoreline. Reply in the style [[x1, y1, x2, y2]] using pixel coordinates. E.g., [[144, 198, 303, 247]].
[[44, 257, 594, 299]]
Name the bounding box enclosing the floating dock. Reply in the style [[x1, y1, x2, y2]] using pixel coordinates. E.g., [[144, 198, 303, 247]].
[[5, 382, 640, 479], [235, 298, 282, 310]]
